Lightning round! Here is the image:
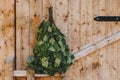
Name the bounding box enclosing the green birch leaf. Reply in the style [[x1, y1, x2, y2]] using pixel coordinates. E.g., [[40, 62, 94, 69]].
[[67, 57, 72, 64], [41, 57, 47, 62], [41, 57, 48, 68], [58, 40, 62, 46], [37, 40, 43, 46], [42, 61, 48, 68], [61, 46, 65, 52], [55, 58, 61, 67], [48, 26, 52, 32], [50, 38, 55, 44], [43, 35, 48, 41], [48, 47, 55, 52]]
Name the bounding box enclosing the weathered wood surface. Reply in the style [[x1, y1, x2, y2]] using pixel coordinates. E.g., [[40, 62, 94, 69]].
[[16, 0, 30, 80], [0, 0, 120, 80], [0, 0, 15, 80], [118, 0, 120, 80], [5, 57, 14, 80], [106, 1, 118, 80]]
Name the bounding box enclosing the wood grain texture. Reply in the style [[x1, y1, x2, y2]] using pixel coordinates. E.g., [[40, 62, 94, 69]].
[[68, 0, 80, 53], [43, 0, 50, 21], [0, 0, 120, 80], [5, 57, 14, 80], [55, 0, 68, 38], [27, 69, 35, 80], [92, 0, 105, 79], [117, 0, 120, 80], [0, 0, 14, 80], [16, 0, 30, 70], [81, 0, 93, 80], [80, 0, 92, 49], [29, 0, 43, 56], [97, 0, 106, 80], [61, 0, 80, 80], [118, 40, 120, 80], [16, 0, 30, 80], [105, 0, 118, 80], [35, 76, 60, 80], [29, 1, 43, 79]]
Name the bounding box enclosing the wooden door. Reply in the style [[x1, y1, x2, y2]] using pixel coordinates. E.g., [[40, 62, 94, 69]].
[[0, 0, 120, 80]]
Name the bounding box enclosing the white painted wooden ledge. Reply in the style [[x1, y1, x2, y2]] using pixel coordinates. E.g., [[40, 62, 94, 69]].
[[74, 31, 120, 60], [14, 70, 59, 77]]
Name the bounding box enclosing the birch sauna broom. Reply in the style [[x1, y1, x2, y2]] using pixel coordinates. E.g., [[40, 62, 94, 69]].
[[28, 7, 74, 76]]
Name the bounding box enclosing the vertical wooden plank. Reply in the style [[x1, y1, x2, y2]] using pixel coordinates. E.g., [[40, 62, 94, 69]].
[[105, 0, 118, 36], [0, 0, 6, 79], [92, 51, 100, 80], [29, 0, 43, 80], [55, 0, 69, 38], [43, 0, 50, 21], [118, 39, 120, 80], [68, 0, 80, 53], [85, 0, 93, 80], [118, 41, 120, 80], [92, 1, 99, 79], [27, 69, 34, 80], [29, 0, 43, 59], [80, 0, 92, 49], [16, 0, 29, 80], [5, 57, 14, 80], [117, 0, 120, 80], [54, 3, 71, 78], [92, 0, 106, 80], [55, 0, 69, 80], [80, 0, 88, 79], [105, 0, 118, 80], [0, 0, 14, 80], [97, 0, 106, 80], [86, 55, 92, 80], [80, 58, 87, 80], [80, 0, 93, 80], [93, 0, 106, 42], [105, 42, 118, 80], [16, 0, 30, 69], [60, 0, 80, 80]]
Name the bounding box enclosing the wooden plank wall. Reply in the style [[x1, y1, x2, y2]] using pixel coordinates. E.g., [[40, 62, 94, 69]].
[[0, 0, 15, 80], [0, 0, 120, 80], [62, 0, 120, 80]]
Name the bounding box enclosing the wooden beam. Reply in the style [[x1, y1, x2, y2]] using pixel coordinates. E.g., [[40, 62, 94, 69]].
[[74, 32, 120, 60]]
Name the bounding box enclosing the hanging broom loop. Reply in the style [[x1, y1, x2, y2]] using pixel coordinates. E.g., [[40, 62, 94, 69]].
[[49, 7, 54, 23]]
